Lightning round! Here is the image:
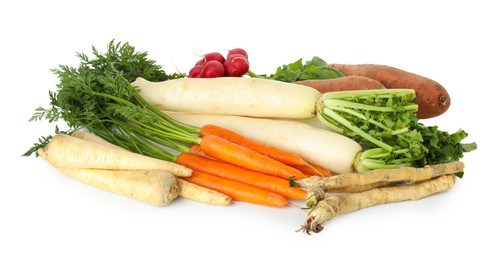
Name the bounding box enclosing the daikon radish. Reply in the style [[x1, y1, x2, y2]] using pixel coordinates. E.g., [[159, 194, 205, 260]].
[[40, 134, 192, 177], [133, 77, 321, 119], [163, 111, 362, 174]]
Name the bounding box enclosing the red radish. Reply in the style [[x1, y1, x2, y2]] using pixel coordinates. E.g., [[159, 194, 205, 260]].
[[188, 65, 203, 78], [200, 60, 225, 78], [228, 48, 248, 59], [203, 52, 225, 64], [224, 54, 249, 77]]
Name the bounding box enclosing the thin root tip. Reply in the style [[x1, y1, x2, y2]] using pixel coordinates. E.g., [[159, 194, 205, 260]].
[[300, 216, 324, 235]]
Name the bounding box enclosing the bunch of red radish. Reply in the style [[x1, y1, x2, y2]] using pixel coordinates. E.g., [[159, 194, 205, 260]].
[[188, 48, 249, 78]]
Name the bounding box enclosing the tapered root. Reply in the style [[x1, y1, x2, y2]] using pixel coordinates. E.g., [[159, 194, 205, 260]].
[[300, 174, 457, 234], [295, 162, 464, 207]]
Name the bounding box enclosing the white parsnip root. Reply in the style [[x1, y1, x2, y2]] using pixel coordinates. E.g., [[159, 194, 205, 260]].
[[38, 147, 180, 206], [177, 179, 232, 206], [134, 77, 321, 119], [72, 131, 232, 206], [40, 134, 192, 177], [301, 174, 456, 234], [59, 168, 179, 206]]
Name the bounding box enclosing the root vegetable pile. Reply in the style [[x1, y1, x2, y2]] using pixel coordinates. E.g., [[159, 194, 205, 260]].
[[24, 40, 477, 234]]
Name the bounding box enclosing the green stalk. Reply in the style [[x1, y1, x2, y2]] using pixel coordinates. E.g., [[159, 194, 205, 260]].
[[320, 108, 393, 151]]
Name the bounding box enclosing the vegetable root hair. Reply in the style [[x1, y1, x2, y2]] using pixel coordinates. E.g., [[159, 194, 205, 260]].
[[301, 174, 456, 234]]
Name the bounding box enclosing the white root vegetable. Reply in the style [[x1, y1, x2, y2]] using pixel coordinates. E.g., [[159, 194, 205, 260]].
[[133, 77, 321, 119], [38, 145, 179, 206], [57, 168, 179, 206], [176, 179, 232, 206], [40, 134, 192, 177], [163, 111, 362, 174], [72, 131, 232, 206]]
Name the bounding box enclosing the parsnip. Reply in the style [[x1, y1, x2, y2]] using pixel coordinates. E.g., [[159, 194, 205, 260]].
[[72, 130, 232, 206], [176, 179, 232, 206], [57, 168, 179, 206], [38, 144, 179, 206], [163, 111, 362, 174], [40, 134, 192, 177], [134, 77, 321, 119]]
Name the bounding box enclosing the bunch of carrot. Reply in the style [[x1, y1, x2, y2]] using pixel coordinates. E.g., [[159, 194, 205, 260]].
[[175, 124, 332, 207]]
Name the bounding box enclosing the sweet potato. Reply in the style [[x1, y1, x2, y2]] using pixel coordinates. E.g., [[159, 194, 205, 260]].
[[294, 76, 385, 93], [328, 64, 451, 119]]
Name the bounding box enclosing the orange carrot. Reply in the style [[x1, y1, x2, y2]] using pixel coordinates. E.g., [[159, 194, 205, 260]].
[[295, 163, 334, 177], [183, 171, 289, 207], [199, 135, 307, 180], [200, 124, 309, 167], [176, 153, 306, 199], [188, 144, 219, 161]]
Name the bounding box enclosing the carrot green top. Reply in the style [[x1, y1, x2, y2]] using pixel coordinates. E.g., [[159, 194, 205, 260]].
[[24, 40, 201, 162]]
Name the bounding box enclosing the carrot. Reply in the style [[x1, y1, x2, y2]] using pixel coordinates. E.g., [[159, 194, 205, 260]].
[[184, 171, 289, 207], [176, 153, 306, 199], [164, 111, 362, 174], [200, 124, 310, 167], [40, 134, 192, 177], [200, 124, 322, 175], [199, 135, 307, 180], [295, 163, 333, 177], [294, 76, 385, 93], [328, 63, 451, 119], [200, 125, 314, 166], [188, 143, 219, 161]]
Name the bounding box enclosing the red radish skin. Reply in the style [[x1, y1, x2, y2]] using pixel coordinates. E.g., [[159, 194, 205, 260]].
[[200, 60, 225, 78], [224, 54, 249, 77], [203, 52, 226, 64], [228, 48, 248, 59], [188, 65, 203, 78]]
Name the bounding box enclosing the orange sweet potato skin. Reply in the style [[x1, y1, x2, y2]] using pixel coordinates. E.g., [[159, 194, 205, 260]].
[[294, 76, 385, 93], [328, 64, 451, 119]]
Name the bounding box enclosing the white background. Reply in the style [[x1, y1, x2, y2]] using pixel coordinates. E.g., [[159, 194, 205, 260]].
[[1, 0, 495, 259]]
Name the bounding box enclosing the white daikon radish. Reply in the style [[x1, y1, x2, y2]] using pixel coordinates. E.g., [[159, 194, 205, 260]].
[[134, 77, 321, 119], [163, 111, 362, 174]]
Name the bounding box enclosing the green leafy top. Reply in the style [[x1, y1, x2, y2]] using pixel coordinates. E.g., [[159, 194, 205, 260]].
[[24, 40, 199, 161], [247, 56, 344, 82], [317, 89, 477, 174]]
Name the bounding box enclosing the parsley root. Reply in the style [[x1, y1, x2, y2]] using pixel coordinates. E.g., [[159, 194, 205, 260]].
[[301, 174, 456, 234], [292, 161, 464, 207]]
